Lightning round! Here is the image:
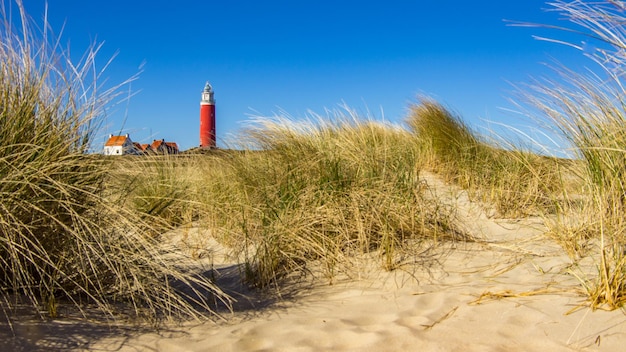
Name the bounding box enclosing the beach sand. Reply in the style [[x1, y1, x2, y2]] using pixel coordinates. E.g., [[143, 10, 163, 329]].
[[2, 174, 625, 351]]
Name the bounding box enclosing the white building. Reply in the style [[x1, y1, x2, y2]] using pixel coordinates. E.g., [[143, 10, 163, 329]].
[[103, 134, 140, 155]]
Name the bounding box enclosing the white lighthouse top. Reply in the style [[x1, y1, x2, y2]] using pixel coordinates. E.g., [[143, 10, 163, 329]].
[[201, 81, 215, 105], [203, 81, 213, 93]]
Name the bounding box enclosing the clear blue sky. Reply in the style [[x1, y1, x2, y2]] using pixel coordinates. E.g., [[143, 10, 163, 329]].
[[19, 1, 588, 150]]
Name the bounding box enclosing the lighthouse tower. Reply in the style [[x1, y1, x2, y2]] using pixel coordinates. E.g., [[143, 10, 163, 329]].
[[199, 81, 216, 148]]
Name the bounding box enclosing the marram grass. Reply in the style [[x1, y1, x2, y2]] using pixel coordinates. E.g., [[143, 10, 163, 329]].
[[5, 0, 625, 322], [201, 110, 471, 288], [109, 155, 206, 233], [406, 99, 563, 218], [516, 0, 626, 309], [0, 1, 229, 322]]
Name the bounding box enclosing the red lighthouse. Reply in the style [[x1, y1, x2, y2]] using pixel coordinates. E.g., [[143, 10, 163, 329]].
[[199, 81, 216, 148]]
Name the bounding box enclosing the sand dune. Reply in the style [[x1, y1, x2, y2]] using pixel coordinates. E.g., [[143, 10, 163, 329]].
[[3, 173, 626, 351]]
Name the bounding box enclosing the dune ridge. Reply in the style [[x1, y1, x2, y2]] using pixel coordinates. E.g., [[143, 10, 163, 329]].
[[80, 172, 626, 352]]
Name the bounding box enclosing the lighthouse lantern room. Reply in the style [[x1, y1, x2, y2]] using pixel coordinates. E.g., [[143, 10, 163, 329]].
[[199, 81, 216, 148]]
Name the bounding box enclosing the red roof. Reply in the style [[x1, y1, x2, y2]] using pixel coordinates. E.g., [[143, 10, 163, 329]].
[[151, 140, 164, 149], [150, 139, 179, 153], [104, 135, 128, 147]]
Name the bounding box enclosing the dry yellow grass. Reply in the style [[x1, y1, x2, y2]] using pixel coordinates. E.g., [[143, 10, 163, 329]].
[[0, 1, 229, 323]]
